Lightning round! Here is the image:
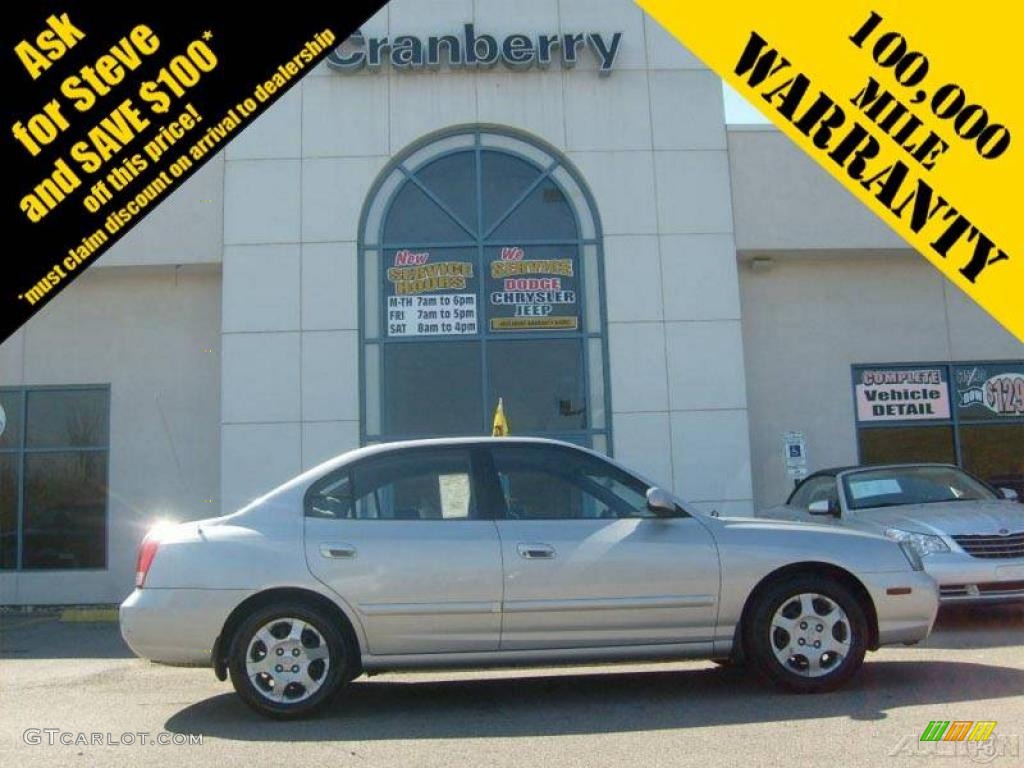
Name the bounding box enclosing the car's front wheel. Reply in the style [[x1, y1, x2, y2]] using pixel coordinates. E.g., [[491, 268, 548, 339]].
[[228, 602, 349, 719], [744, 575, 868, 693]]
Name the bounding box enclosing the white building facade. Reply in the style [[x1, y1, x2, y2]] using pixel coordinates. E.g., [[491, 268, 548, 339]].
[[1, 0, 1020, 605]]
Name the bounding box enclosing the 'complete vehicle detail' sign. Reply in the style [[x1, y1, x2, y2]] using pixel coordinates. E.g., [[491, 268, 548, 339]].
[[855, 367, 951, 422]]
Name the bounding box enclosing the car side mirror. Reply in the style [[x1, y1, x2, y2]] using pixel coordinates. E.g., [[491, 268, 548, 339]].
[[808, 499, 838, 517], [646, 487, 678, 517], [1000, 487, 1019, 502]]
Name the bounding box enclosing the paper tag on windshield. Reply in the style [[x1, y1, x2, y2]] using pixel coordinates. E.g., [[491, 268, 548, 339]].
[[848, 478, 902, 500]]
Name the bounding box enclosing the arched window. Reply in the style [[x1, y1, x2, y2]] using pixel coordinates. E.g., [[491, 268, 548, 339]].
[[359, 127, 611, 452]]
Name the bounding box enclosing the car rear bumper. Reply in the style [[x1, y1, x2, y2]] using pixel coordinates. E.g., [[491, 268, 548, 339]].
[[120, 588, 251, 665], [860, 570, 939, 647], [923, 554, 1024, 604]]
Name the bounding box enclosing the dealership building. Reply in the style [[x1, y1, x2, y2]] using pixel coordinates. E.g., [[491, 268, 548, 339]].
[[1, 0, 1021, 605]]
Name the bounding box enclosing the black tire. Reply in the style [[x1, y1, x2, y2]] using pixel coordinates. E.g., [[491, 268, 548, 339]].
[[228, 602, 350, 719], [743, 574, 868, 693]]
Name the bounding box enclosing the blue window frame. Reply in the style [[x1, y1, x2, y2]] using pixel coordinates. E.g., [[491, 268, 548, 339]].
[[359, 127, 612, 452]]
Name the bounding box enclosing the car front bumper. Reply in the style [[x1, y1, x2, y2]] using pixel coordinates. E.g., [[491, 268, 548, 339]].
[[120, 587, 252, 665], [860, 569, 939, 647], [922, 553, 1024, 603]]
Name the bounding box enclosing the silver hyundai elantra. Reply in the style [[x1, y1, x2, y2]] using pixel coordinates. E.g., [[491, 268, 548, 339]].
[[120, 438, 938, 718]]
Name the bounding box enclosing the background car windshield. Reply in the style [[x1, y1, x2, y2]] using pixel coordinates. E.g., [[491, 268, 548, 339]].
[[843, 466, 996, 510]]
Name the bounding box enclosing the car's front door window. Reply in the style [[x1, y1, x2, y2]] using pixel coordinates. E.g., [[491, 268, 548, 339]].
[[491, 446, 656, 520]]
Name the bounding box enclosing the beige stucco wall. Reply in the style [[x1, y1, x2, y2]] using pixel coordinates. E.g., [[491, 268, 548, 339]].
[[0, 266, 221, 604]]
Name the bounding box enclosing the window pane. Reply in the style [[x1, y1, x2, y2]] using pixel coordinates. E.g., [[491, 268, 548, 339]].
[[587, 338, 606, 429], [416, 151, 478, 235], [857, 426, 955, 465], [306, 471, 353, 519], [26, 389, 109, 448], [363, 168, 405, 245], [403, 133, 476, 172], [22, 452, 106, 569], [383, 342, 483, 435], [552, 165, 595, 239], [364, 250, 379, 339], [952, 363, 1024, 421], [352, 449, 475, 520], [481, 152, 544, 234], [488, 340, 585, 432], [384, 248, 478, 338], [383, 181, 471, 244], [583, 245, 601, 332], [486, 245, 580, 333], [0, 455, 17, 569], [364, 343, 381, 436], [0, 390, 22, 450], [492, 445, 651, 519], [960, 423, 1024, 495], [489, 179, 578, 241]]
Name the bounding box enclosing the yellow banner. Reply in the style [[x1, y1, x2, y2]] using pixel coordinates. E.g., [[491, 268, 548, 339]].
[[639, 1, 1022, 342]]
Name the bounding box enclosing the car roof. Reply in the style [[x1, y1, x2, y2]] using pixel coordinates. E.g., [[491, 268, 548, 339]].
[[303, 436, 600, 481], [350, 435, 579, 455]]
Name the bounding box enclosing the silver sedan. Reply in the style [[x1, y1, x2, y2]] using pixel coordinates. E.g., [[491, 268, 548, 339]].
[[120, 438, 937, 718], [759, 463, 1024, 604]]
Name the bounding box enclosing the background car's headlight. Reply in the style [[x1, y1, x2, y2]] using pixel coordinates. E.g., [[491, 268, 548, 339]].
[[885, 528, 950, 559], [896, 541, 924, 571]]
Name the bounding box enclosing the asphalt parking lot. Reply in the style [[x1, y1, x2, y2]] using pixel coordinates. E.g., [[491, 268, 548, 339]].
[[1, 604, 1023, 767]]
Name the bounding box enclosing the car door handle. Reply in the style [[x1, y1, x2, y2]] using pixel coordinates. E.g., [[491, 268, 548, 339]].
[[320, 542, 357, 559], [517, 543, 556, 560]]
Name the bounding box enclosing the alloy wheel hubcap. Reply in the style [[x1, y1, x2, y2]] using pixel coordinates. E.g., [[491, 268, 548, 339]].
[[245, 618, 330, 703], [769, 593, 851, 678]]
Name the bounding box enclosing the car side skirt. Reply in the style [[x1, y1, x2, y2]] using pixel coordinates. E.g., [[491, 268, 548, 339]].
[[360, 641, 717, 671]]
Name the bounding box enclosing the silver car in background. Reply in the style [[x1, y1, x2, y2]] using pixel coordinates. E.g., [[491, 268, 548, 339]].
[[120, 438, 937, 719], [760, 464, 1024, 603]]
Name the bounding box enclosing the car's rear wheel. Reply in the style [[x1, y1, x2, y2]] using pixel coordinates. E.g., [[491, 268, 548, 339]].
[[228, 602, 349, 719], [743, 575, 868, 693]]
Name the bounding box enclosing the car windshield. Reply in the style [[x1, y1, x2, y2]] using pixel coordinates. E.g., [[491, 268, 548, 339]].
[[842, 466, 997, 511]]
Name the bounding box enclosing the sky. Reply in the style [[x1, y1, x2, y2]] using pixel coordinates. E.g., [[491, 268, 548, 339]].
[[721, 82, 771, 125]]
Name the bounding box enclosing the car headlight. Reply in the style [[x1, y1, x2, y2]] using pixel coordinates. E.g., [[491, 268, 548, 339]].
[[885, 528, 950, 559], [895, 540, 924, 571]]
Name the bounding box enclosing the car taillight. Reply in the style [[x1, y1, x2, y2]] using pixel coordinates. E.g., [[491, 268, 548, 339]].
[[135, 536, 160, 588]]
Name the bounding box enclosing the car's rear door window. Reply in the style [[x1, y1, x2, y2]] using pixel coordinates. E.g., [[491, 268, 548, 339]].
[[307, 449, 481, 520]]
